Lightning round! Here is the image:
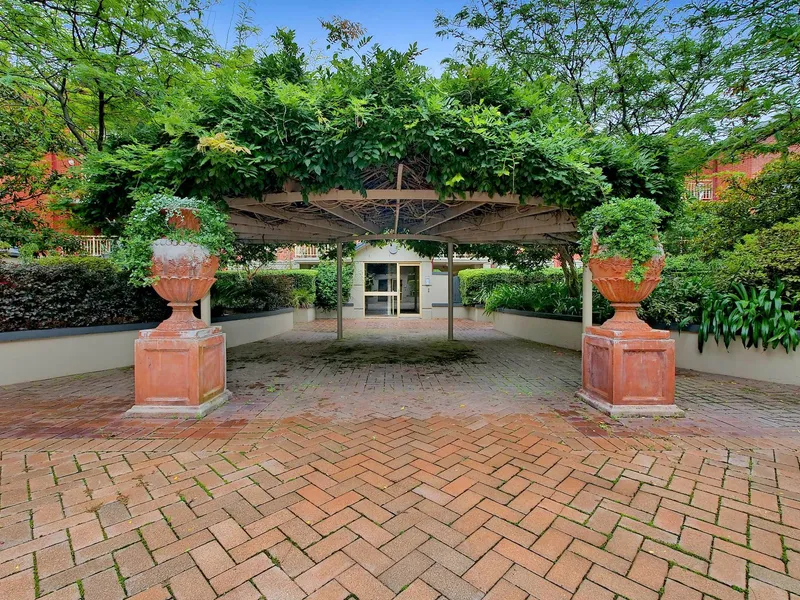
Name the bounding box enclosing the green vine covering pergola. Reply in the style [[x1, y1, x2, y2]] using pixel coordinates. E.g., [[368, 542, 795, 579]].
[[76, 40, 683, 247]]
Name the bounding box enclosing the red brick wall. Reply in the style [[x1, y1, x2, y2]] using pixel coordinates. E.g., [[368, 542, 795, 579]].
[[6, 152, 83, 234]]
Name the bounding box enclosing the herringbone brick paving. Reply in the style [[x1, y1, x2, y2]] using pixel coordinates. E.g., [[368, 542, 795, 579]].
[[1, 320, 800, 599]]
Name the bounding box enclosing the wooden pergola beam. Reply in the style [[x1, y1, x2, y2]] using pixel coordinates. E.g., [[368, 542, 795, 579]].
[[228, 190, 525, 206], [233, 204, 361, 235], [409, 203, 485, 234], [310, 200, 381, 234], [425, 205, 561, 236], [454, 221, 578, 242]]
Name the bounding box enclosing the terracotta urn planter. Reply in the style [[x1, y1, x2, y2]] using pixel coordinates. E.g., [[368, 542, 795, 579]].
[[588, 234, 665, 332], [151, 239, 218, 333], [578, 233, 679, 416], [130, 207, 229, 417]]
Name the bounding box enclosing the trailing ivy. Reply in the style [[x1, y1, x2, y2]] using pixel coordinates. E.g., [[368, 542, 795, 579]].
[[112, 194, 235, 287]]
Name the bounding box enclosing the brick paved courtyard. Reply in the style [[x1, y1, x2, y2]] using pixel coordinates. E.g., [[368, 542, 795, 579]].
[[2, 319, 800, 599]]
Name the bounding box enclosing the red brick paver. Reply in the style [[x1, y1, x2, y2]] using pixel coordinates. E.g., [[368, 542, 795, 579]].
[[1, 319, 800, 598]]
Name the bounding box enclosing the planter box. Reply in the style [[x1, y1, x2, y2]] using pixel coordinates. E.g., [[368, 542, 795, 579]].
[[483, 308, 800, 387], [0, 308, 294, 386], [491, 309, 583, 351], [670, 330, 800, 386], [293, 307, 316, 323]]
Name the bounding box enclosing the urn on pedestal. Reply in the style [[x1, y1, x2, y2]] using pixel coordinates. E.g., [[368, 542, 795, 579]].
[[113, 196, 235, 417], [577, 198, 682, 417]]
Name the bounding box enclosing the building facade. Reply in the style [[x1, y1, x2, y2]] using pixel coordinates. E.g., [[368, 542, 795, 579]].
[[279, 243, 490, 319]]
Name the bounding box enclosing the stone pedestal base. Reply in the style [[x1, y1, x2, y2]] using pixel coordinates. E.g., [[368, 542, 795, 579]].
[[128, 326, 229, 418], [578, 326, 683, 417]]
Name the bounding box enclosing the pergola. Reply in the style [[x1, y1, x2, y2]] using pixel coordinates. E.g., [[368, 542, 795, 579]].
[[222, 164, 592, 341]]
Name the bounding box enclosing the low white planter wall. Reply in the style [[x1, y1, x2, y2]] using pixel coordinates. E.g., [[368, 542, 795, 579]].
[[464, 306, 493, 323], [216, 309, 294, 348], [293, 307, 316, 323], [486, 309, 800, 386], [316, 305, 358, 319], [0, 309, 294, 386], [671, 331, 800, 386], [431, 305, 468, 320], [491, 309, 583, 351]]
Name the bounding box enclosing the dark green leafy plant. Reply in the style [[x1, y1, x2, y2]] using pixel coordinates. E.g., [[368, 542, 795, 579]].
[[211, 271, 293, 314], [639, 254, 720, 329], [579, 196, 666, 284], [72, 37, 682, 233], [482, 282, 612, 321], [459, 269, 531, 306], [112, 194, 235, 287], [0, 258, 168, 331], [315, 261, 353, 312], [718, 218, 800, 302], [698, 281, 799, 353], [0, 204, 81, 259], [262, 269, 317, 295], [291, 288, 315, 309]]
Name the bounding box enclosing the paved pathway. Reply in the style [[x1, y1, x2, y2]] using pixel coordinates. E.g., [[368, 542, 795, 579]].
[[1, 319, 800, 599]]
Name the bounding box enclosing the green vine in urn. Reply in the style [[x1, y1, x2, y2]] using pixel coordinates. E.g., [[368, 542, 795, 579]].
[[578, 196, 666, 285], [113, 194, 235, 287]]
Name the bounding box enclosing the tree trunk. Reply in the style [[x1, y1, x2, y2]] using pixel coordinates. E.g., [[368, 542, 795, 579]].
[[97, 89, 105, 151], [557, 244, 580, 297]]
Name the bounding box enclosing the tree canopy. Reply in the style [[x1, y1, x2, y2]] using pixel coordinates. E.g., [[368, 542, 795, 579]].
[[436, 0, 800, 163]]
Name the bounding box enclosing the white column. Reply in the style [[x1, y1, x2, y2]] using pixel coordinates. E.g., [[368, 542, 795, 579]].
[[582, 265, 593, 333], [200, 291, 211, 327], [447, 242, 454, 341], [337, 242, 343, 340]]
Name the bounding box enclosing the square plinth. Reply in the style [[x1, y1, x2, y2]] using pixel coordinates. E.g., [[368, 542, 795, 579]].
[[577, 326, 683, 417], [128, 326, 229, 418]]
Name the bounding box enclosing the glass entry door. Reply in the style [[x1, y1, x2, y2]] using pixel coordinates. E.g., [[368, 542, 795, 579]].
[[399, 264, 420, 315], [364, 263, 420, 317]]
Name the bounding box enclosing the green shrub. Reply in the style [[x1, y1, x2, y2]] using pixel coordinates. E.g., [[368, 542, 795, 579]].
[[718, 218, 800, 302], [483, 281, 612, 320], [459, 269, 530, 305], [259, 269, 316, 294], [315, 261, 354, 311], [579, 196, 666, 284], [639, 254, 720, 328], [292, 288, 315, 308], [698, 281, 799, 353], [699, 156, 800, 256], [211, 272, 293, 314], [0, 259, 169, 332]]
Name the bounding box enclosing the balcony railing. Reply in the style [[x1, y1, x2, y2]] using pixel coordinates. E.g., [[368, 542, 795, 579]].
[[686, 180, 714, 201], [293, 245, 318, 259], [79, 236, 115, 257]]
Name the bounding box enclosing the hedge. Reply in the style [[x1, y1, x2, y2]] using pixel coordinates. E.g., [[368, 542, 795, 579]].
[[0, 257, 169, 332], [258, 269, 316, 294], [211, 272, 294, 315], [315, 261, 353, 311], [459, 269, 532, 306], [0, 258, 305, 332]]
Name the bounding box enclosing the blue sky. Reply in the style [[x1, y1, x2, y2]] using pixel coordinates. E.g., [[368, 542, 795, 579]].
[[204, 0, 464, 70]]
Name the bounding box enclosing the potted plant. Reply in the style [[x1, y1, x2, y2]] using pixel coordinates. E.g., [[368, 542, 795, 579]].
[[578, 196, 666, 331], [292, 288, 316, 323], [114, 194, 234, 332]]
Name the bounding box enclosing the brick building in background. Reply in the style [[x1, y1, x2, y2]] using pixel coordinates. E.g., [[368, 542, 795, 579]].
[[8, 152, 81, 233], [686, 140, 800, 201]]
